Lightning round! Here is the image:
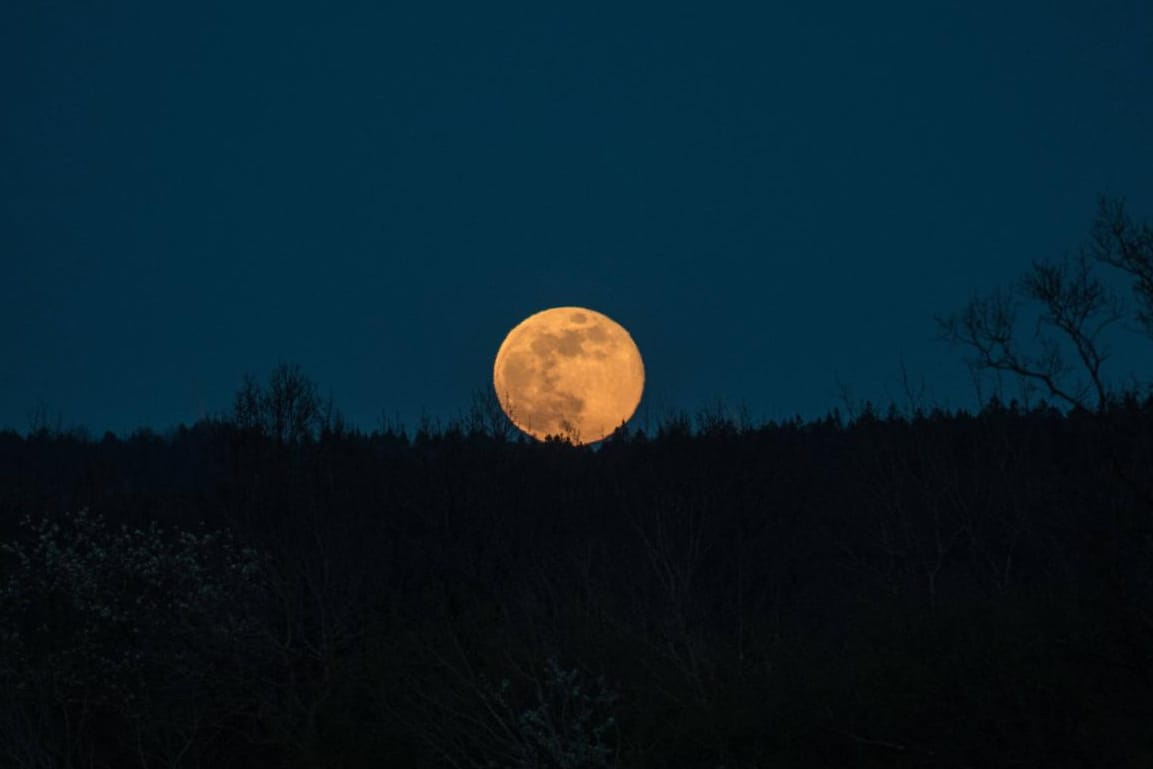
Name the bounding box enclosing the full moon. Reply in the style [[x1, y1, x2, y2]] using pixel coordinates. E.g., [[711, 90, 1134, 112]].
[[493, 307, 645, 445]]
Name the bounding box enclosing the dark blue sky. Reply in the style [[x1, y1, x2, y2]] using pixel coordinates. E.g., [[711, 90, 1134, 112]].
[[3, 1, 1152, 435]]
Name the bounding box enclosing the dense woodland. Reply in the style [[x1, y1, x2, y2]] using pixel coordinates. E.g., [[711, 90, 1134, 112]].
[[1, 385, 1152, 769], [1, 198, 1152, 768]]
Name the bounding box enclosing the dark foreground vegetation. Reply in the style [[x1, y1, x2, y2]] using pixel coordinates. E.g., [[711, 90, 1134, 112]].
[[1, 387, 1152, 769], [2, 197, 1152, 767]]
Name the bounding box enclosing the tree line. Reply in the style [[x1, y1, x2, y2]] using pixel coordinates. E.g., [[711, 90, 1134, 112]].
[[0, 197, 1150, 768]]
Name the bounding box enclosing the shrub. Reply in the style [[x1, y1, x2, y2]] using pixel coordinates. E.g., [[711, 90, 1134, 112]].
[[0, 508, 270, 766], [478, 656, 621, 769]]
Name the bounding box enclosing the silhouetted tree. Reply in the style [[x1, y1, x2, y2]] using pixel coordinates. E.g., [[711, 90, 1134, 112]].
[[936, 196, 1153, 412], [464, 386, 518, 443], [233, 362, 325, 445], [1091, 196, 1153, 337]]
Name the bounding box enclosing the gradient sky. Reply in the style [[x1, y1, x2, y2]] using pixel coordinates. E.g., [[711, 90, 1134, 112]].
[[3, 1, 1152, 436]]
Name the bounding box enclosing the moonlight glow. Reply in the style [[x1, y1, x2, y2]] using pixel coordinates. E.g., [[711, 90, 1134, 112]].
[[493, 307, 645, 444]]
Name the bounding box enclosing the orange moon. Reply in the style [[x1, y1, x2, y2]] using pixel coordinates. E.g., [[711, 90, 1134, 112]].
[[493, 307, 645, 444]]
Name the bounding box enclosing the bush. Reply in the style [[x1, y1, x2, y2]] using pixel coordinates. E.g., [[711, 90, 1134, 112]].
[[0, 508, 270, 767], [480, 656, 621, 769]]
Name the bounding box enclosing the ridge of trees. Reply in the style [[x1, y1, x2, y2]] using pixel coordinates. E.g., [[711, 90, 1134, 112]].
[[0, 198, 1150, 768]]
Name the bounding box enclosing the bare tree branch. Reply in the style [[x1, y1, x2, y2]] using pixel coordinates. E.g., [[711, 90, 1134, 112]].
[[936, 286, 1096, 411], [937, 231, 1127, 413], [1090, 195, 1153, 338], [1020, 251, 1124, 411]]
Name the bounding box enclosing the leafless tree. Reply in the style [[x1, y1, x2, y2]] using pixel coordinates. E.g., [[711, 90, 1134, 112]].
[[382, 627, 622, 769], [249, 546, 366, 766], [936, 202, 1138, 412], [465, 386, 518, 442], [233, 362, 325, 444], [1090, 196, 1153, 337], [938, 196, 1153, 521]]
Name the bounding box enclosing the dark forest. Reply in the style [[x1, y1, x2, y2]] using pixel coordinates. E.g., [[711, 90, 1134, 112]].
[[2, 200, 1152, 768]]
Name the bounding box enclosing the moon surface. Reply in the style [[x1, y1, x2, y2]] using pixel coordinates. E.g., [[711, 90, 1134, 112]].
[[493, 307, 645, 445]]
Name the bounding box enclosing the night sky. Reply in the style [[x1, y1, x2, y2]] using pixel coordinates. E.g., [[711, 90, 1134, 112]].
[[3, 1, 1152, 436]]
